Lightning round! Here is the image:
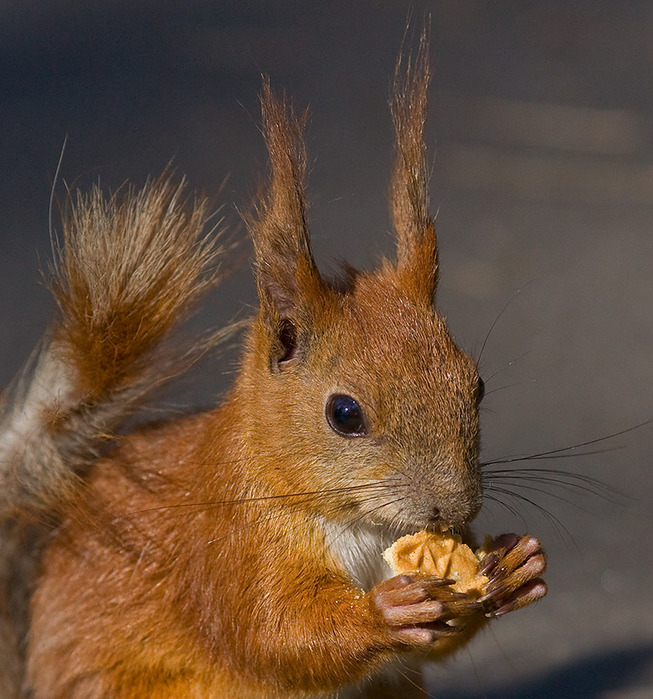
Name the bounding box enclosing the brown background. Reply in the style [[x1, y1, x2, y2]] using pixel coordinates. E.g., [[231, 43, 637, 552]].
[[1, 2, 652, 696]]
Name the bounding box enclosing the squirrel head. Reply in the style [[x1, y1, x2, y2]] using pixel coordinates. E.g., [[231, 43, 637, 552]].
[[239, 42, 483, 530]]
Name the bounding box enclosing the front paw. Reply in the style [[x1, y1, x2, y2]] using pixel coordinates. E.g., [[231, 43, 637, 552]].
[[371, 574, 481, 648], [479, 533, 547, 617]]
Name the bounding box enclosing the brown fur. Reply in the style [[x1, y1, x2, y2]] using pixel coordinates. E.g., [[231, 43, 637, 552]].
[[50, 177, 222, 400], [18, 36, 547, 699]]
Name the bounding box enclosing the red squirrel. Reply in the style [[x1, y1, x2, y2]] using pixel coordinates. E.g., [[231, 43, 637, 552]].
[[1, 38, 547, 698]]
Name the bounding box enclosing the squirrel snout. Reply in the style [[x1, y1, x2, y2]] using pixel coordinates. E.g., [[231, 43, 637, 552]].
[[403, 461, 483, 529], [443, 489, 483, 528], [425, 491, 482, 529]]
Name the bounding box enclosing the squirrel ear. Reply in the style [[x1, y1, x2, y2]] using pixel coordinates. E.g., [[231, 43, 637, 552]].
[[390, 28, 439, 301], [249, 81, 325, 338]]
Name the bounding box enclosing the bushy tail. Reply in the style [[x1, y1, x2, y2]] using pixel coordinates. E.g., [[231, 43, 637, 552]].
[[0, 176, 228, 518], [0, 175, 232, 697]]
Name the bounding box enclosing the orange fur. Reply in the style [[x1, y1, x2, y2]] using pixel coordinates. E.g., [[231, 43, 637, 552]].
[[21, 35, 547, 698]]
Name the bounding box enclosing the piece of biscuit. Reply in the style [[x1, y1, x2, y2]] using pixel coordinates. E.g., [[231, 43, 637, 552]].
[[382, 529, 488, 596]]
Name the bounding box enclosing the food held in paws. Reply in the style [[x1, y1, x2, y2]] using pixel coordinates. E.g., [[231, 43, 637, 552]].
[[383, 529, 489, 596]]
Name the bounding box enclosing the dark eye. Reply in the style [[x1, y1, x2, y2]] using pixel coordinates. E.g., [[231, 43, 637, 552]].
[[476, 377, 485, 404], [326, 394, 368, 437]]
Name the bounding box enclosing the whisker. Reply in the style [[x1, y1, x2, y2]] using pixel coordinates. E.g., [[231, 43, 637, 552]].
[[483, 379, 535, 398], [483, 468, 625, 503], [476, 282, 534, 367], [204, 496, 360, 547], [112, 480, 395, 521], [481, 446, 623, 467], [327, 495, 409, 546], [481, 492, 529, 528], [485, 485, 578, 549], [483, 352, 533, 386], [205, 510, 287, 547], [205, 492, 409, 550], [484, 479, 601, 515], [48, 135, 68, 256], [393, 662, 425, 692], [480, 421, 651, 468]]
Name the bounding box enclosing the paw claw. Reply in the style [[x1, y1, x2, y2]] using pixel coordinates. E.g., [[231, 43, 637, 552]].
[[478, 552, 499, 576], [372, 573, 483, 648], [479, 582, 508, 603], [479, 534, 548, 617]]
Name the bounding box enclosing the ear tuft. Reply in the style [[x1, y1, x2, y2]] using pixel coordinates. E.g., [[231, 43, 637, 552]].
[[248, 80, 324, 325], [390, 24, 439, 300]]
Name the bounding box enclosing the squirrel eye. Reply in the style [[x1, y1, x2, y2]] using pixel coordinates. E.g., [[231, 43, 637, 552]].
[[326, 394, 368, 437], [476, 377, 485, 404]]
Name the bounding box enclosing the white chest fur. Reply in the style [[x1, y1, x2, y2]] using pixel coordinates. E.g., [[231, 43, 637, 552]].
[[316, 518, 424, 698], [319, 518, 399, 590]]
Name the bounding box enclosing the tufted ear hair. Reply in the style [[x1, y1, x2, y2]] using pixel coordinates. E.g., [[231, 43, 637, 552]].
[[247, 80, 326, 366], [390, 28, 439, 301]]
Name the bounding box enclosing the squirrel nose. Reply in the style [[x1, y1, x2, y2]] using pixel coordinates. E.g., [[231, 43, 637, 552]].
[[429, 505, 441, 523]]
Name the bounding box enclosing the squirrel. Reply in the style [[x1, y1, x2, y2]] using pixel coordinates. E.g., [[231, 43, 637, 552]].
[[0, 36, 547, 698]]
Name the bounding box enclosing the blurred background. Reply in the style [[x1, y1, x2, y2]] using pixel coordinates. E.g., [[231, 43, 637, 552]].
[[1, 1, 652, 696]]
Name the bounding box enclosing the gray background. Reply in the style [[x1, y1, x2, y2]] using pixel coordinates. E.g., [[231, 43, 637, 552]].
[[1, 2, 652, 697]]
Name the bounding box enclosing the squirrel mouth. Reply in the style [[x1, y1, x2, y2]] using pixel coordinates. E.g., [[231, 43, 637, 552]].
[[422, 505, 473, 534], [425, 519, 458, 536]]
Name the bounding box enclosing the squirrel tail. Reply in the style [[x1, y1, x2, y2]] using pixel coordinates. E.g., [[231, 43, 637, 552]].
[[0, 175, 233, 699], [0, 174, 229, 520], [0, 174, 233, 697]]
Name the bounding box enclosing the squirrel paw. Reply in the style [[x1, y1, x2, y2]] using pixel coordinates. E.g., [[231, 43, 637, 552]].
[[478, 533, 547, 617], [371, 574, 482, 647]]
